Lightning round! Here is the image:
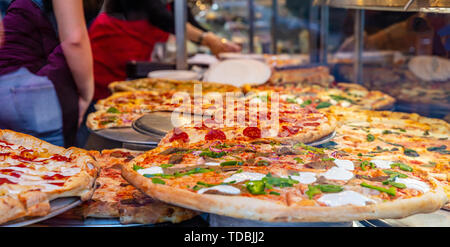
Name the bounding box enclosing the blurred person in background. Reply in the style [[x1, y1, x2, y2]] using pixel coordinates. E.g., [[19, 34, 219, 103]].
[[338, 12, 449, 57], [89, 0, 241, 101], [0, 0, 102, 147]]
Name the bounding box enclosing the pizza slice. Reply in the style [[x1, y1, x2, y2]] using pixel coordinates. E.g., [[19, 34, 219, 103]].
[[158, 98, 336, 147], [121, 140, 447, 222], [248, 82, 395, 111], [321, 108, 450, 209], [0, 129, 98, 225]]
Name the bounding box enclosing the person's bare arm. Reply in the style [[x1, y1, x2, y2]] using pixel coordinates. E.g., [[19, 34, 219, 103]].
[[186, 23, 241, 56], [53, 0, 94, 125]]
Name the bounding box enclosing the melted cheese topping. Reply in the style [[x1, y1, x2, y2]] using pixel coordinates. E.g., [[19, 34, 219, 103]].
[[317, 191, 375, 206], [223, 172, 266, 183]]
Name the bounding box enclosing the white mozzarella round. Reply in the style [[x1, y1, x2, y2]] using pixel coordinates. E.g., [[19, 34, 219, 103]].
[[317, 191, 375, 207]]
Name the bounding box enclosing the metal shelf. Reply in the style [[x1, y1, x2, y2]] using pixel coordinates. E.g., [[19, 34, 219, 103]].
[[313, 0, 450, 13]]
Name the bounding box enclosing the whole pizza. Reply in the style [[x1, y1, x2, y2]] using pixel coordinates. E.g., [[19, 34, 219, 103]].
[[122, 140, 447, 222]]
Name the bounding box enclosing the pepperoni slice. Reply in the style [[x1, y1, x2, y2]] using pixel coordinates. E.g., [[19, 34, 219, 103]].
[[205, 129, 226, 141], [169, 131, 189, 143], [243, 127, 261, 139]]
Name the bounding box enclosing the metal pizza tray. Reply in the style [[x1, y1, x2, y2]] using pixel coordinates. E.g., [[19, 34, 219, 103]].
[[132, 112, 337, 147], [360, 209, 450, 227], [1, 197, 81, 227], [32, 214, 209, 227], [89, 127, 160, 146], [132, 112, 177, 137], [207, 214, 355, 227]]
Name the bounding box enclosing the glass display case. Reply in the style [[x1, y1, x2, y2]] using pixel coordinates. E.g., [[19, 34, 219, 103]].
[[193, 0, 450, 120]]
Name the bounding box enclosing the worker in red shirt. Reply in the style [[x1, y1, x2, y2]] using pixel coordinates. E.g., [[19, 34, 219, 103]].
[[89, 0, 241, 101]]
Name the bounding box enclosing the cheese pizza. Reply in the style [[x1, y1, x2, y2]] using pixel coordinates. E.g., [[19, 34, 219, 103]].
[[0, 129, 98, 225]]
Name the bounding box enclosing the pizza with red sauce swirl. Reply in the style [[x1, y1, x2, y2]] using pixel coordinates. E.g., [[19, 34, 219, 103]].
[[0, 129, 98, 225]]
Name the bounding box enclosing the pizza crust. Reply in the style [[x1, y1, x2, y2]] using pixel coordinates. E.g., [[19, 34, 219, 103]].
[[122, 163, 447, 222]]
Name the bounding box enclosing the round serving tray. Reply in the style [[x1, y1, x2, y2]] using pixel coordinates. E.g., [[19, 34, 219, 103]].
[[2, 197, 81, 227], [89, 127, 160, 146], [132, 113, 337, 147]]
